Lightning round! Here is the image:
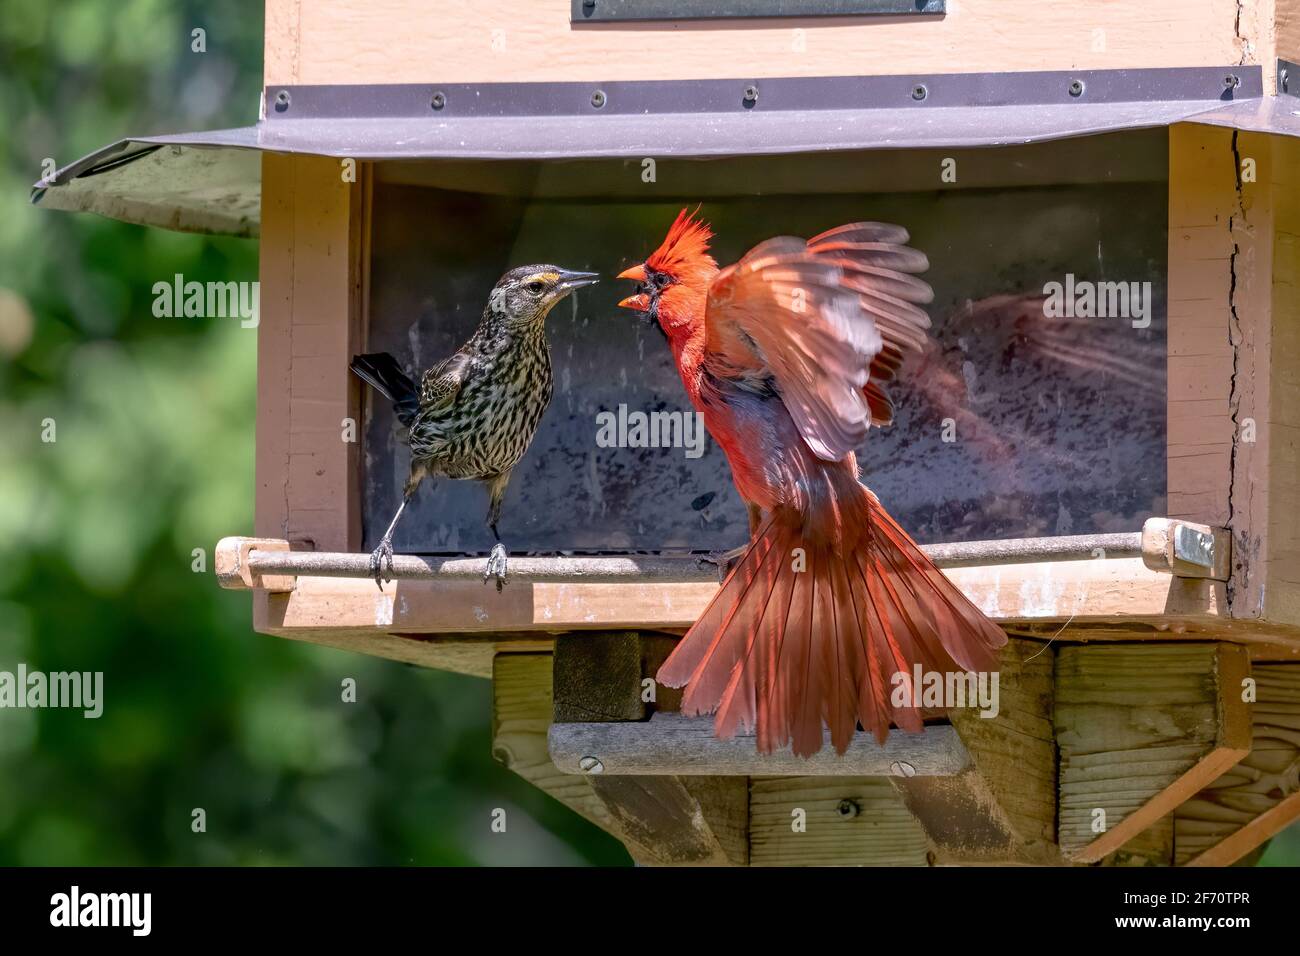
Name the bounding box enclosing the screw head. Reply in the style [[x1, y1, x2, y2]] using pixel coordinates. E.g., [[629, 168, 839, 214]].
[[591, 89, 606, 109], [273, 89, 291, 112], [1224, 73, 1241, 90], [891, 760, 917, 777], [578, 755, 604, 774], [911, 84, 928, 101], [1068, 80, 1085, 98], [1281, 69, 1290, 93], [431, 91, 446, 110], [743, 84, 760, 106], [836, 799, 861, 818]]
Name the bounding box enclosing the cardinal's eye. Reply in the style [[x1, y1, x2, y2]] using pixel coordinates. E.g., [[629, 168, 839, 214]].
[[526, 280, 546, 294]]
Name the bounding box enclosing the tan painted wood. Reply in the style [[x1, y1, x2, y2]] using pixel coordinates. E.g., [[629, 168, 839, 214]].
[[254, 153, 368, 630], [215, 536, 292, 591], [1261, 134, 1300, 630], [749, 777, 929, 866], [258, 556, 1223, 634], [1167, 124, 1239, 532], [1167, 126, 1300, 637], [892, 638, 1058, 864], [1056, 643, 1252, 862], [1177, 663, 1300, 865], [265, 0, 1255, 86], [1278, 0, 1300, 62]]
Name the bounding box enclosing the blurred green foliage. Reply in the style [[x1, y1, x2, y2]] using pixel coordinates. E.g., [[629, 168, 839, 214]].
[[0, 0, 1295, 868], [0, 0, 627, 865]]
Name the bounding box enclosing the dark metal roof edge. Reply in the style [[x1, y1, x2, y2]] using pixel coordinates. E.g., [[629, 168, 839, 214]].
[[34, 64, 1300, 202], [570, 0, 946, 23], [262, 65, 1262, 119]]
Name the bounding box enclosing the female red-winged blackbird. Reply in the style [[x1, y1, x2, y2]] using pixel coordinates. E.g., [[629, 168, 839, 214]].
[[351, 265, 599, 591]]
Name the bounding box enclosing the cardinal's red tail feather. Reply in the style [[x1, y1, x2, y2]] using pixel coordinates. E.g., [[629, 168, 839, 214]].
[[657, 493, 1007, 757]]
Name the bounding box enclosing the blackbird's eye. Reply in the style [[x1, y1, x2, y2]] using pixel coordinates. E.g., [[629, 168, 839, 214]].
[[526, 280, 546, 294]]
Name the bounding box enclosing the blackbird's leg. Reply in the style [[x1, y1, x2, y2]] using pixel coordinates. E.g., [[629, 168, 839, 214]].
[[483, 470, 512, 593], [370, 466, 426, 591], [699, 503, 765, 584]]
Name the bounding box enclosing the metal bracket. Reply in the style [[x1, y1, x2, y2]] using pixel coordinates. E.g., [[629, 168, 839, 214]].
[[1280, 58, 1298, 99], [1140, 518, 1231, 581], [548, 713, 970, 777], [572, 0, 944, 21]]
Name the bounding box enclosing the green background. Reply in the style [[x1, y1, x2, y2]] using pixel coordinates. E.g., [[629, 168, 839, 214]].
[[0, 0, 1294, 866]]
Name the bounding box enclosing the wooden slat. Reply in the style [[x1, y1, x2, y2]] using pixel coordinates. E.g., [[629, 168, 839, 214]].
[[1056, 643, 1252, 862], [749, 777, 929, 867], [1176, 663, 1300, 865], [548, 715, 970, 777]]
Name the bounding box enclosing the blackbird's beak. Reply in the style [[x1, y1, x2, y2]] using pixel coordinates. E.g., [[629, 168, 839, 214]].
[[556, 269, 601, 292]]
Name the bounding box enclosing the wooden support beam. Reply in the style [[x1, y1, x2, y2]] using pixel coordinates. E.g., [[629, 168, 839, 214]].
[[1056, 643, 1252, 862], [490, 653, 623, 834], [890, 638, 1059, 865], [750, 777, 930, 867], [1176, 663, 1300, 866], [549, 714, 970, 777], [551, 633, 748, 866]]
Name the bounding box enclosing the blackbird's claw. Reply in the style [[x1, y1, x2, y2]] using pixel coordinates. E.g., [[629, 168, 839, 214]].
[[370, 537, 395, 591], [697, 545, 747, 584], [484, 542, 508, 593]]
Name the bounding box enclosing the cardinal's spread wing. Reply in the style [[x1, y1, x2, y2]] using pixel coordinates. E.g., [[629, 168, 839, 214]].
[[703, 222, 933, 461]]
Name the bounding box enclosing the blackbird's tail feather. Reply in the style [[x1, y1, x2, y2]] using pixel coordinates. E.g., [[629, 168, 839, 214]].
[[657, 492, 1006, 757], [350, 352, 419, 426]]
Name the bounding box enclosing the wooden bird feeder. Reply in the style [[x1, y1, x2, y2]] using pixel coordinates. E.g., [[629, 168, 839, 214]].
[[36, 0, 1300, 866]]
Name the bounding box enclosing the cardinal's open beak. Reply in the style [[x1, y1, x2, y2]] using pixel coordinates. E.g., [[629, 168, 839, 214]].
[[617, 263, 650, 311], [557, 269, 601, 291]]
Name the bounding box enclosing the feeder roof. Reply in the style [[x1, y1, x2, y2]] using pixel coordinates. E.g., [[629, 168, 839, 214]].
[[31, 64, 1300, 238]]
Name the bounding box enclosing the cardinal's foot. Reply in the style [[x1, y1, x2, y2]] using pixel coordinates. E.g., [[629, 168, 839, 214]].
[[369, 537, 395, 591], [484, 542, 508, 593], [698, 545, 748, 584]]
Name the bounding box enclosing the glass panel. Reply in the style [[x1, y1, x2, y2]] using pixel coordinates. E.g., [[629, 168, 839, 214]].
[[363, 134, 1167, 553]]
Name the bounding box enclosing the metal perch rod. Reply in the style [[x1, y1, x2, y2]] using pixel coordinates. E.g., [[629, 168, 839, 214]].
[[245, 531, 1143, 584]]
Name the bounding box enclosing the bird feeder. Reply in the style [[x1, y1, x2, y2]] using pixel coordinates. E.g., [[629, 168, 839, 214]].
[[35, 0, 1300, 866]]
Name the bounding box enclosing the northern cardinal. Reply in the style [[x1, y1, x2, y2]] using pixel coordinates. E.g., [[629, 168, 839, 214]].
[[618, 210, 1006, 757], [352, 266, 598, 590]]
